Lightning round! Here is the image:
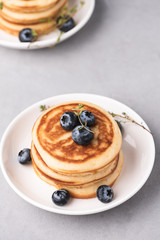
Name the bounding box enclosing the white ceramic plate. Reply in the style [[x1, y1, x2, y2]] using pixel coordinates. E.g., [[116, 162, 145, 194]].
[[0, 94, 155, 215], [0, 0, 95, 49]]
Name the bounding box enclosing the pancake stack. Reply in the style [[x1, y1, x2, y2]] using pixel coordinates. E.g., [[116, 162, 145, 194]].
[[0, 0, 68, 36], [31, 102, 123, 199]]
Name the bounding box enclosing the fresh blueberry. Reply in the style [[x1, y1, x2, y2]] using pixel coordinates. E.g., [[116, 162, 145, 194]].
[[97, 185, 114, 203], [19, 28, 37, 42], [57, 15, 75, 32], [60, 111, 78, 131], [79, 111, 95, 127], [72, 125, 94, 145], [115, 120, 123, 133], [52, 189, 70, 206], [18, 148, 31, 164]]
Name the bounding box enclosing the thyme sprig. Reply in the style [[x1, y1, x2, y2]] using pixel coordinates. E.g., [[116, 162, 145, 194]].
[[59, 1, 85, 22], [57, 31, 64, 43], [55, 1, 85, 45], [40, 105, 50, 112], [72, 104, 94, 133], [0, 2, 3, 9], [108, 111, 152, 134], [77, 114, 94, 133], [39, 17, 51, 23], [72, 104, 84, 111]]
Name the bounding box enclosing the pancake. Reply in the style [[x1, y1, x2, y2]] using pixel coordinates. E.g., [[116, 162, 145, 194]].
[[0, 15, 56, 36], [31, 101, 123, 198], [31, 142, 119, 185], [32, 151, 124, 198], [32, 101, 122, 173], [1, 0, 67, 24], [3, 0, 59, 13], [0, 0, 68, 36]]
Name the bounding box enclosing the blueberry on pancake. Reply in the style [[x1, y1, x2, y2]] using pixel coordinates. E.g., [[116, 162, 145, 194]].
[[72, 125, 94, 145], [60, 111, 78, 131], [79, 110, 95, 127]]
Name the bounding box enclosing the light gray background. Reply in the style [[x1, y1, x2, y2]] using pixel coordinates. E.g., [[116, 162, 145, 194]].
[[0, 0, 160, 239]]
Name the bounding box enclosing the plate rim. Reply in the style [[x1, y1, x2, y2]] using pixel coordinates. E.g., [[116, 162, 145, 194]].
[[0, 0, 95, 50], [0, 93, 156, 215]]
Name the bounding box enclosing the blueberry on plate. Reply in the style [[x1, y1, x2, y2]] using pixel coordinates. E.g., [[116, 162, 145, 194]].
[[19, 28, 38, 42], [79, 111, 95, 127], [72, 125, 94, 145], [60, 111, 78, 131], [18, 148, 31, 164], [52, 189, 70, 206], [97, 185, 114, 203], [57, 15, 75, 32]]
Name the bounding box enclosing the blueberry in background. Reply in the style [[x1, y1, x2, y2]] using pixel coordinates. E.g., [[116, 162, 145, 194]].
[[79, 111, 95, 127], [115, 120, 123, 134], [19, 28, 37, 42], [18, 148, 31, 164], [60, 111, 78, 131], [52, 189, 70, 206], [97, 185, 114, 203], [72, 125, 94, 145], [57, 15, 75, 32]]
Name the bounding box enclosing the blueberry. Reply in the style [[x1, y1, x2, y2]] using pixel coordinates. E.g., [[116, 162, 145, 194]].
[[19, 28, 37, 42], [52, 189, 70, 206], [116, 120, 123, 133], [72, 125, 94, 145], [60, 111, 78, 131], [18, 148, 31, 164], [79, 111, 95, 127], [97, 185, 114, 203], [57, 15, 75, 32]]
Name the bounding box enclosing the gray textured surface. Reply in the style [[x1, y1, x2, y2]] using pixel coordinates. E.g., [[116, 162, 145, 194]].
[[0, 0, 160, 239]]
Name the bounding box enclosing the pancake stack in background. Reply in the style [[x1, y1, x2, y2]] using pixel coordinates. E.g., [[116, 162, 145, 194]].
[[0, 0, 68, 36], [31, 102, 123, 199]]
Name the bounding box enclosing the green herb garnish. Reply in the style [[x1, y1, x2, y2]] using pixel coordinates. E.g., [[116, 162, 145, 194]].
[[67, 5, 78, 14], [55, 1, 85, 45], [40, 105, 50, 112], [31, 29, 38, 37], [39, 18, 51, 23], [57, 31, 63, 43], [0, 2, 3, 9], [108, 111, 152, 134], [60, 6, 68, 13], [39, 18, 47, 23], [80, 1, 85, 6], [72, 104, 84, 111], [78, 104, 84, 109]]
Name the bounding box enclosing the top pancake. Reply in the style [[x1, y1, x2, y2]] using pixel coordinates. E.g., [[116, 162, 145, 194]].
[[32, 101, 122, 173]]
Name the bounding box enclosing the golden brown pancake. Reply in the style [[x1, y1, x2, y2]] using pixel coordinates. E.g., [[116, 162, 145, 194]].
[[31, 142, 119, 185], [32, 101, 122, 173], [0, 15, 56, 36], [32, 151, 124, 198], [1, 0, 67, 24], [3, 0, 59, 13], [0, 0, 68, 36], [31, 101, 123, 198]]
